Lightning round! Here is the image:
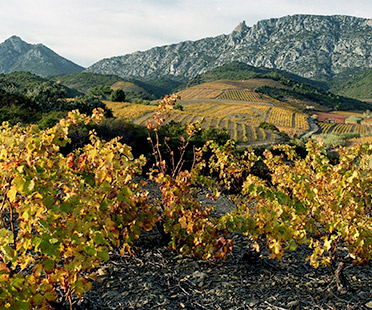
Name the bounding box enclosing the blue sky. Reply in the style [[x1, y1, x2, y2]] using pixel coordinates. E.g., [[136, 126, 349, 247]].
[[1, 0, 372, 67]]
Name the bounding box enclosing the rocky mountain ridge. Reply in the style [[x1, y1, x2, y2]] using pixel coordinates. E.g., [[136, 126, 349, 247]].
[[0, 36, 84, 77], [86, 14, 372, 84]]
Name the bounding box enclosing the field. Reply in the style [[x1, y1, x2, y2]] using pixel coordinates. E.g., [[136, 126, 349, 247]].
[[105, 78, 315, 146], [104, 101, 157, 120], [110, 81, 147, 93], [103, 79, 372, 145], [318, 122, 371, 135], [177, 79, 284, 101], [312, 111, 358, 123], [218, 89, 266, 102], [125, 100, 310, 145]]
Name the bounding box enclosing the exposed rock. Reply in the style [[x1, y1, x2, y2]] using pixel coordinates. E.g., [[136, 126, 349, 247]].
[[0, 36, 84, 77], [86, 14, 372, 83]]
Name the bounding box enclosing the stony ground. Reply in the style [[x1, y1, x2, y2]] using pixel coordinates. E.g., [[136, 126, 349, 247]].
[[72, 230, 372, 310], [69, 186, 372, 310]]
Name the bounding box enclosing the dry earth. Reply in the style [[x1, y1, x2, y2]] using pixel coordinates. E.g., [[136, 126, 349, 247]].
[[67, 188, 372, 310]]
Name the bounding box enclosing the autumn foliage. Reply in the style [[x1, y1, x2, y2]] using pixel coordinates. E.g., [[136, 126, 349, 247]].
[[1, 95, 372, 308]]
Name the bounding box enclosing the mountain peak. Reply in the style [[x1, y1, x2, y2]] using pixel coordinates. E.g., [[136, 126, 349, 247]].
[[233, 21, 248, 32], [3, 35, 30, 53], [86, 14, 372, 83], [0, 36, 84, 77], [6, 35, 23, 42]]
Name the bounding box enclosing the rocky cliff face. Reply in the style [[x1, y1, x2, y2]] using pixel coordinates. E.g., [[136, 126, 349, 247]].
[[0, 36, 84, 77], [86, 15, 372, 82]]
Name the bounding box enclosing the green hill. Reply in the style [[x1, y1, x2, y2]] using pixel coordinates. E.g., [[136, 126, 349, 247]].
[[50, 72, 124, 95], [185, 62, 328, 90], [181, 62, 370, 111], [331, 69, 372, 100], [134, 75, 187, 98], [1, 71, 81, 98], [51, 72, 157, 100]]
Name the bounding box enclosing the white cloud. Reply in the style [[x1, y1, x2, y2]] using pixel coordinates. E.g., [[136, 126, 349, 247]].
[[0, 0, 372, 67]]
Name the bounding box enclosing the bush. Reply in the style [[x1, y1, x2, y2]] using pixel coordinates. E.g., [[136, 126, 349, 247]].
[[73, 95, 113, 118], [0, 109, 158, 309], [174, 104, 184, 111], [320, 132, 361, 147], [110, 89, 126, 102], [259, 121, 280, 132]]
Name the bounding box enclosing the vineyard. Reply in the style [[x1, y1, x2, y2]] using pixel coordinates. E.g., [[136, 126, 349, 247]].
[[218, 89, 267, 102], [129, 100, 310, 144], [104, 78, 317, 146], [104, 101, 157, 120], [2, 99, 372, 309], [318, 122, 371, 135], [102, 99, 312, 145], [177, 79, 283, 101], [136, 110, 278, 144]]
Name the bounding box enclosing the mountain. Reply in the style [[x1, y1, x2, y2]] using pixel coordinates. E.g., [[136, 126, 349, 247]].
[[0, 36, 84, 77], [86, 15, 372, 84]]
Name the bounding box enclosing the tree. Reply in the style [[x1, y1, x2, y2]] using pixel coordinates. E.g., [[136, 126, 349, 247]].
[[110, 89, 125, 102], [26, 82, 66, 112]]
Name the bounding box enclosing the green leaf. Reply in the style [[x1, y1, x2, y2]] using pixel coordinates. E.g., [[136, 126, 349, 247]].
[[15, 300, 30, 310], [97, 248, 109, 261], [33, 293, 44, 306], [99, 181, 112, 193], [49, 238, 59, 245], [14, 176, 25, 192], [288, 239, 298, 251], [42, 259, 55, 274]]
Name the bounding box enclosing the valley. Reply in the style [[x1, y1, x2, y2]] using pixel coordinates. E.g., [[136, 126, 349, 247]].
[[104, 76, 372, 148], [3, 13, 372, 310]]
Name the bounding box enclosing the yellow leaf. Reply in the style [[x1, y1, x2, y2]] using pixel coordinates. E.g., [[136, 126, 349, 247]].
[[323, 238, 332, 251], [7, 185, 17, 202], [33, 192, 43, 200], [252, 242, 260, 252]]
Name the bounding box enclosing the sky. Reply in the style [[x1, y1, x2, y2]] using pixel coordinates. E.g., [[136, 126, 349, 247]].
[[1, 0, 372, 68]]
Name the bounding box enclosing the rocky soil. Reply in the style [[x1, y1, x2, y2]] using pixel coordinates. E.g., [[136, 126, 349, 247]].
[[70, 189, 372, 310], [72, 232, 372, 310]]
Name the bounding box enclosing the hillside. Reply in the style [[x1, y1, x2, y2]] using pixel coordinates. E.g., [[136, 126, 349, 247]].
[[107, 79, 317, 146], [179, 65, 371, 112], [331, 68, 372, 100], [50, 72, 155, 100], [111, 81, 147, 93], [86, 15, 372, 84], [50, 72, 124, 94], [185, 62, 328, 90], [0, 36, 84, 77], [1, 71, 81, 98]]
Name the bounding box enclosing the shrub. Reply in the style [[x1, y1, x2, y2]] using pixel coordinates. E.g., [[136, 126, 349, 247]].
[[110, 89, 126, 102], [0, 109, 158, 309], [174, 103, 184, 111]]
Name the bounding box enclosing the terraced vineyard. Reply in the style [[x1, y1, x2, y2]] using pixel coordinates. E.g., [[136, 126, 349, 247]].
[[105, 79, 315, 146], [134, 110, 278, 144], [177, 87, 224, 99], [218, 89, 266, 102], [128, 100, 310, 145], [177, 80, 277, 102], [318, 122, 371, 135], [104, 101, 157, 120]]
